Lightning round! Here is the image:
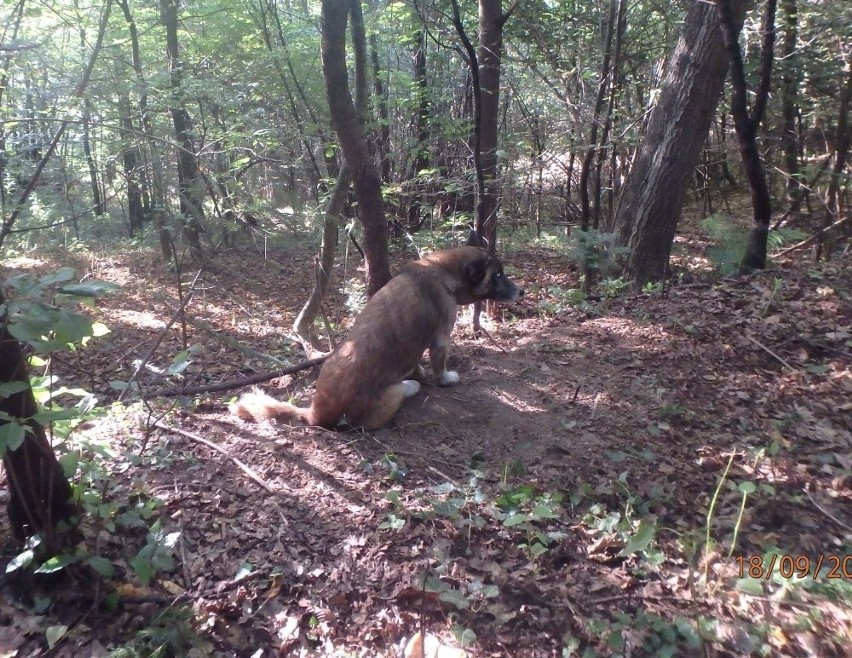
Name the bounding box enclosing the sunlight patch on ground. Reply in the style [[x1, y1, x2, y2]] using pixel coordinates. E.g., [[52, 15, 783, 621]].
[[583, 315, 673, 342], [491, 389, 547, 413], [111, 309, 167, 330], [4, 255, 48, 270]]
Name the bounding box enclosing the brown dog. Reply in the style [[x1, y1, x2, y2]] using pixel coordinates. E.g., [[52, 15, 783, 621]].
[[232, 246, 524, 429]]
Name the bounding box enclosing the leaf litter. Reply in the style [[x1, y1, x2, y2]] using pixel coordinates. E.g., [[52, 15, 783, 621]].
[[0, 242, 850, 656]]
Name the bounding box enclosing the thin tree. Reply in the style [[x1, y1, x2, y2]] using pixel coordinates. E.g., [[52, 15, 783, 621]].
[[320, 0, 391, 297], [817, 52, 852, 260], [161, 0, 204, 261], [716, 0, 776, 274], [778, 0, 799, 205]]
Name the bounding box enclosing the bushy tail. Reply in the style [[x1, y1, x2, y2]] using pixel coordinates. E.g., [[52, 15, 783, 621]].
[[230, 388, 311, 424]]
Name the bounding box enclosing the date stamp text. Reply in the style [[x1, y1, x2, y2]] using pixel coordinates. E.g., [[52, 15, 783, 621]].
[[736, 554, 851, 580]]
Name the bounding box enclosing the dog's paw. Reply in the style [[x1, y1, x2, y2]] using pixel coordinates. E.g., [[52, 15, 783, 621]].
[[401, 380, 421, 397], [438, 370, 460, 386]]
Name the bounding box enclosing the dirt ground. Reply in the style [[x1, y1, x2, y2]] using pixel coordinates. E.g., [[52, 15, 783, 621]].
[[1, 239, 851, 657]]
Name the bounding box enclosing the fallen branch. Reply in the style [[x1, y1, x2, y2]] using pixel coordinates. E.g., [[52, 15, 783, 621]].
[[745, 335, 799, 373], [773, 213, 852, 257], [147, 355, 328, 398], [154, 421, 278, 494]]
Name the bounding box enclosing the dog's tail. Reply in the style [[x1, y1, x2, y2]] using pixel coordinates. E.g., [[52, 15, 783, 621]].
[[230, 388, 311, 424]]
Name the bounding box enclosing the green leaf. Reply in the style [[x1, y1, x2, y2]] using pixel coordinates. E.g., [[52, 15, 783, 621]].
[[451, 624, 477, 647], [35, 554, 75, 574], [0, 421, 27, 453], [33, 408, 80, 424], [503, 513, 530, 527], [0, 381, 30, 397], [129, 553, 156, 585], [6, 548, 34, 573], [59, 279, 119, 297], [86, 555, 115, 577], [58, 450, 81, 477], [54, 310, 93, 344], [737, 481, 757, 494], [620, 519, 656, 556], [439, 589, 470, 609]]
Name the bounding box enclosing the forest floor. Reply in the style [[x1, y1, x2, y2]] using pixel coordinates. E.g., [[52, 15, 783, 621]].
[[1, 229, 851, 657]]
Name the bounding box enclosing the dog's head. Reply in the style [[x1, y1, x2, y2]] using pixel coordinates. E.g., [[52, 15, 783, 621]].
[[462, 252, 524, 303]]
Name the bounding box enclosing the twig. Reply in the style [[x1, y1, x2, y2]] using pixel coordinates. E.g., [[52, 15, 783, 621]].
[[805, 487, 852, 533], [774, 213, 852, 257], [118, 266, 205, 402], [147, 355, 327, 398], [120, 570, 267, 606], [745, 335, 799, 373], [154, 421, 278, 495], [474, 321, 508, 354]]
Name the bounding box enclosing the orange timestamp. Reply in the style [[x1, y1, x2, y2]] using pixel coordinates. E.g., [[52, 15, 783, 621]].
[[736, 553, 852, 580]]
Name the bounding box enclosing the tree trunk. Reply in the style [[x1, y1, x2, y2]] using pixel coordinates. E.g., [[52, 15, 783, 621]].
[[716, 0, 776, 274], [477, 0, 505, 249], [119, 94, 146, 237], [1, 291, 78, 551], [406, 29, 430, 230], [817, 54, 852, 261], [779, 0, 799, 204], [81, 98, 104, 217], [320, 0, 390, 297], [161, 0, 204, 261], [615, 0, 749, 287], [293, 164, 352, 347], [370, 34, 392, 184]]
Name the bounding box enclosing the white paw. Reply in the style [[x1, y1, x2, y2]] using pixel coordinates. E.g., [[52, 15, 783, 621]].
[[401, 380, 421, 397], [439, 370, 460, 386]]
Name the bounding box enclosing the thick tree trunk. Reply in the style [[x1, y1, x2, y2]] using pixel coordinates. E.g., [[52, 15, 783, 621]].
[[321, 0, 390, 297], [477, 0, 504, 249], [615, 0, 749, 287], [1, 292, 78, 550]]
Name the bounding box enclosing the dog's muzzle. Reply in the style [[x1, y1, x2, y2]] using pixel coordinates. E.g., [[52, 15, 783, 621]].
[[490, 274, 524, 302]]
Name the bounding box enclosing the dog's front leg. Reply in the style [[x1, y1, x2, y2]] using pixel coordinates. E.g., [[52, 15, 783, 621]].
[[430, 336, 459, 386]]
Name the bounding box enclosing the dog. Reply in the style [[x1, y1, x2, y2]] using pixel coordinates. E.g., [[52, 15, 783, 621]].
[[232, 246, 524, 429]]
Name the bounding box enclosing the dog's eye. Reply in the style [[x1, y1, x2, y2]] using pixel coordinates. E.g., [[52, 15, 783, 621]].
[[495, 271, 503, 279]]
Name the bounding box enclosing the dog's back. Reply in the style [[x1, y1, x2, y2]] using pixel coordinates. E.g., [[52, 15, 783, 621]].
[[233, 247, 522, 429]]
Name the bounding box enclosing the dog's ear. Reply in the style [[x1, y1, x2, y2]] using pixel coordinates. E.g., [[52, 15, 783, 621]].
[[463, 256, 492, 284]]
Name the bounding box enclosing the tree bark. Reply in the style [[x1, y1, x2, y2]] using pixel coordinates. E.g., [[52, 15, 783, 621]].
[[320, 0, 390, 297], [716, 0, 776, 274], [117, 0, 170, 258], [293, 164, 352, 346], [779, 0, 799, 204], [1, 291, 78, 550], [817, 54, 852, 260], [477, 0, 506, 249], [161, 0, 204, 261], [615, 0, 749, 287]]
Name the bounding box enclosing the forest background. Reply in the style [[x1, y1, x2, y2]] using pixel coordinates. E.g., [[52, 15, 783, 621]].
[[0, 0, 850, 656]]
